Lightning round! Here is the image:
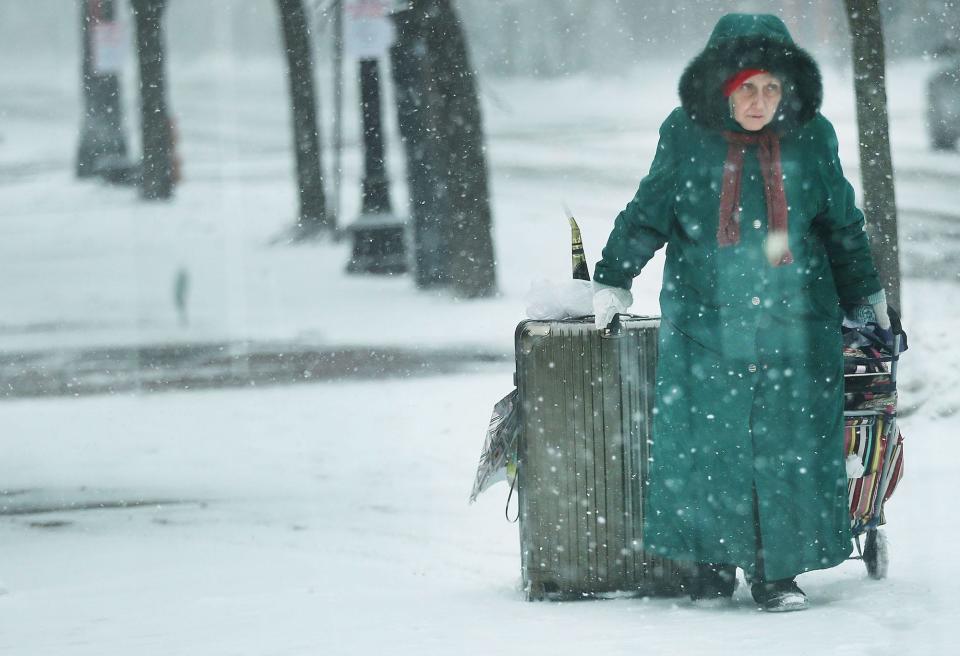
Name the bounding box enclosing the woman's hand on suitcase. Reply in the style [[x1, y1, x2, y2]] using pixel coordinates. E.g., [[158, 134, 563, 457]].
[[592, 282, 633, 330]]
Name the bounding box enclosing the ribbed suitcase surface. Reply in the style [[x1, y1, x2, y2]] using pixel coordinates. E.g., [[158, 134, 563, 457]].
[[515, 317, 685, 600]]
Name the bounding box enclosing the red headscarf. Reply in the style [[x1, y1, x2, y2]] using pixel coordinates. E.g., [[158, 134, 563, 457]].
[[723, 68, 768, 97]]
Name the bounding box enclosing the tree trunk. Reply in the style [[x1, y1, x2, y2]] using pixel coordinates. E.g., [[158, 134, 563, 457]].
[[390, 6, 453, 288], [276, 0, 331, 238], [427, 0, 497, 298], [843, 0, 901, 311], [391, 0, 497, 298], [76, 0, 131, 181], [131, 0, 174, 200]]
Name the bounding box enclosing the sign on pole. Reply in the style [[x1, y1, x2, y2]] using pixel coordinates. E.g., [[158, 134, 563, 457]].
[[92, 20, 126, 74], [344, 0, 397, 59]]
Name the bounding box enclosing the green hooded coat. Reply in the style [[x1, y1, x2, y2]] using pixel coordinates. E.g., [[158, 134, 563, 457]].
[[593, 14, 883, 581]]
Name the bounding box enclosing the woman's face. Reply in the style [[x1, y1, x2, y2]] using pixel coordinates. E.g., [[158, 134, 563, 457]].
[[730, 72, 782, 131]]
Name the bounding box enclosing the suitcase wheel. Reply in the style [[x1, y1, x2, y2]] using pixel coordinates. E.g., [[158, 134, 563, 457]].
[[526, 581, 546, 602]]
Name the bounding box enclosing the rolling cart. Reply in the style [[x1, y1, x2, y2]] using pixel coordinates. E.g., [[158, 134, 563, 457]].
[[843, 327, 906, 580]]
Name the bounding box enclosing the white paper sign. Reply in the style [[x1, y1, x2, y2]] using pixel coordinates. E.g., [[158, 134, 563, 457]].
[[344, 0, 397, 59], [92, 21, 126, 75]]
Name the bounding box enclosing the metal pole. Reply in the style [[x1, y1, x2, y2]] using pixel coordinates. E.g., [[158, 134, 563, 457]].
[[332, 0, 344, 235], [76, 0, 133, 182], [343, 0, 407, 274], [359, 58, 391, 214]]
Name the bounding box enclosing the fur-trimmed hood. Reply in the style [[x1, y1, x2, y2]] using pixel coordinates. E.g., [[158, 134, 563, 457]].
[[679, 14, 822, 132]]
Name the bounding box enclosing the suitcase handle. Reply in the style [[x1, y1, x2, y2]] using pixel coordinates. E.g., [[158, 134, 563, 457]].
[[601, 313, 623, 339], [566, 313, 626, 338]]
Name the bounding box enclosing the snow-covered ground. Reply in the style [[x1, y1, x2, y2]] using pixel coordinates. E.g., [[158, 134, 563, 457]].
[[0, 378, 956, 655], [1, 26, 959, 656]]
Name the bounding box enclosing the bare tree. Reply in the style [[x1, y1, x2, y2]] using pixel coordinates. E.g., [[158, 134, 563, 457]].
[[131, 0, 175, 199], [843, 0, 901, 310], [276, 0, 331, 239]]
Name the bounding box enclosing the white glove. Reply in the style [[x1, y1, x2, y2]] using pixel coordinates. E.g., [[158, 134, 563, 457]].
[[846, 289, 891, 330], [868, 289, 891, 330], [592, 282, 633, 330]]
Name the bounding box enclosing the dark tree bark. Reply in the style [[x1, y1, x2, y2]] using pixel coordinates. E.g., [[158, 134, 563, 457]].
[[843, 0, 901, 311], [428, 0, 497, 298], [276, 0, 331, 238], [76, 0, 131, 181], [391, 0, 497, 298], [131, 0, 174, 200], [390, 6, 453, 288]]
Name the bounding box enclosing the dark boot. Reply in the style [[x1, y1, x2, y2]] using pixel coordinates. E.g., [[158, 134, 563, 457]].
[[751, 578, 809, 612], [687, 563, 737, 602]]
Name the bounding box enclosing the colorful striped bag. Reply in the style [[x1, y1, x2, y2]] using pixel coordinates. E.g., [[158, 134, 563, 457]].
[[845, 414, 904, 534]]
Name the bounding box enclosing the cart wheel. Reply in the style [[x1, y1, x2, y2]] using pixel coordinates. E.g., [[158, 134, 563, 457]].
[[863, 528, 889, 580]]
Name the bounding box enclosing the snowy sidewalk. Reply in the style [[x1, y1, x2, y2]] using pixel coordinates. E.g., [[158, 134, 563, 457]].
[[0, 375, 955, 655]]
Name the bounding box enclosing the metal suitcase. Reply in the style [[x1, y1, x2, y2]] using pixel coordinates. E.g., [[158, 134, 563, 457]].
[[514, 316, 686, 600]]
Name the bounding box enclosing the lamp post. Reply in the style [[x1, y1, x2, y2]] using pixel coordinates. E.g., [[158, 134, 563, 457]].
[[359, 59, 391, 214], [345, 1, 407, 275], [76, 0, 134, 183]]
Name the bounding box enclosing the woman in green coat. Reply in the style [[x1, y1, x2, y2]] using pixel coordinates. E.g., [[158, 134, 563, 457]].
[[592, 14, 892, 611]]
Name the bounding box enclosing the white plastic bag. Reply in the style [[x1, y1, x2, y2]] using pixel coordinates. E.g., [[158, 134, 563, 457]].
[[524, 278, 594, 320]]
